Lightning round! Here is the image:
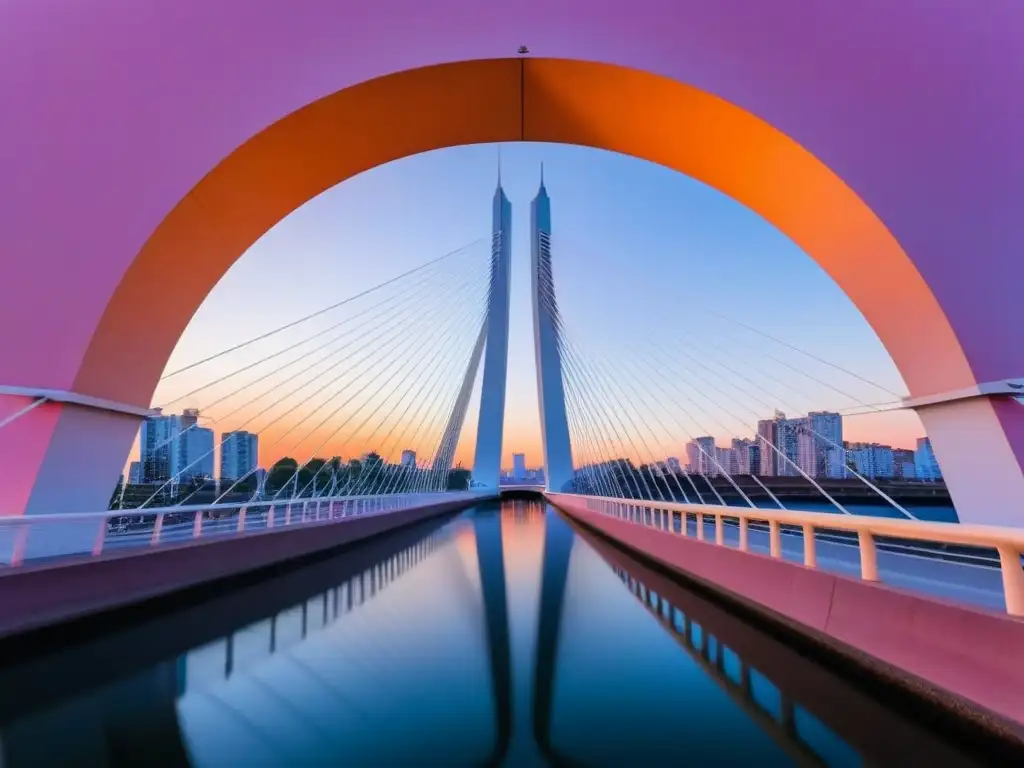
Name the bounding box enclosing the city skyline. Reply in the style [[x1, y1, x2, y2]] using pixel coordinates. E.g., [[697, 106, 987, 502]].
[[149, 143, 925, 474], [130, 404, 935, 486]]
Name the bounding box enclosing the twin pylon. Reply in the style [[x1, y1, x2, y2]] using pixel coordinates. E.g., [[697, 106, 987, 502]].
[[446, 172, 575, 492]]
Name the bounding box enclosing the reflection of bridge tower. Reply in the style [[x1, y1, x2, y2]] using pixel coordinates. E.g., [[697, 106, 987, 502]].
[[470, 174, 512, 490], [531, 170, 574, 492]]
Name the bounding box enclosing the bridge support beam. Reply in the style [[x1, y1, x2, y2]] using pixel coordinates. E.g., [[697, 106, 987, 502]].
[[0, 394, 142, 518], [914, 395, 1024, 527]]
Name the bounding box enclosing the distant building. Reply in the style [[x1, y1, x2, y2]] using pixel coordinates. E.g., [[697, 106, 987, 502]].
[[731, 438, 760, 475], [140, 408, 215, 483], [914, 437, 942, 480], [181, 408, 200, 430], [221, 430, 259, 481], [512, 452, 527, 481], [140, 410, 178, 482], [179, 425, 215, 481], [847, 442, 895, 479], [685, 441, 700, 474], [128, 460, 142, 484], [808, 411, 843, 477], [893, 448, 916, 479], [826, 446, 849, 478], [755, 411, 843, 479], [757, 417, 778, 479], [687, 437, 717, 476], [775, 417, 801, 477], [717, 446, 737, 476], [666, 456, 682, 474], [401, 449, 417, 468]]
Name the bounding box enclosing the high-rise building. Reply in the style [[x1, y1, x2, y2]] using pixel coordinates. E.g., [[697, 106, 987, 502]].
[[128, 460, 142, 484], [731, 438, 760, 475], [775, 417, 801, 477], [181, 408, 200, 430], [401, 449, 417, 468], [717, 446, 737, 476], [756, 417, 780, 476], [893, 448, 915, 479], [512, 452, 527, 481], [847, 442, 895, 479], [687, 436, 717, 475], [915, 437, 942, 480], [140, 410, 178, 483], [808, 411, 843, 477], [140, 408, 215, 483], [221, 430, 259, 481], [178, 424, 215, 481]]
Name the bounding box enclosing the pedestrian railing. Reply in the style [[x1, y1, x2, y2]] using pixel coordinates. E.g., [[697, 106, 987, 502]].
[[546, 493, 1024, 616], [0, 491, 489, 568]]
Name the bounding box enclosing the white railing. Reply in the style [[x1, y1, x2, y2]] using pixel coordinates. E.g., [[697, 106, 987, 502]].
[[0, 491, 491, 569], [546, 493, 1024, 617]]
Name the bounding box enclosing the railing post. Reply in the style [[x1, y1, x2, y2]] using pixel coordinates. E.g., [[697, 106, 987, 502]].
[[696, 513, 705, 541], [193, 509, 204, 538], [237, 507, 247, 532], [802, 524, 817, 568], [680, 512, 688, 538], [769, 520, 781, 558], [858, 531, 879, 581], [739, 517, 748, 551], [11, 523, 29, 567], [267, 505, 275, 529], [150, 513, 164, 546], [997, 545, 1024, 616], [92, 518, 107, 557], [715, 514, 724, 546]]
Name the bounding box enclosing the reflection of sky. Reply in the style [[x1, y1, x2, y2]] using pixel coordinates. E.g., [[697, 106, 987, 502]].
[[176, 519, 495, 766], [550, 537, 789, 765], [144, 142, 925, 474], [172, 503, 870, 765], [0, 502, 979, 766]]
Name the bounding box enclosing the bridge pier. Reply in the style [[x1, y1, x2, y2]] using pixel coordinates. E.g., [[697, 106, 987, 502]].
[[913, 393, 1024, 528], [0, 395, 144, 561], [0, 396, 142, 518]]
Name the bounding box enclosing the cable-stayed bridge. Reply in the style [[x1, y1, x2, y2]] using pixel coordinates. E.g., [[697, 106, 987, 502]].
[[0, 2, 1023, 751], [0, 177, 1023, 737]]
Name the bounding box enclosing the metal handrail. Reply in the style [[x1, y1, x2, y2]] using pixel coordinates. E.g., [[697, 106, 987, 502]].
[[546, 492, 1024, 616], [0, 491, 480, 526], [0, 491, 489, 568]]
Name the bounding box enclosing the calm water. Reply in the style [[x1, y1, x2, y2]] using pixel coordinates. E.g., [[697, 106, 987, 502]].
[[0, 501, 998, 766]]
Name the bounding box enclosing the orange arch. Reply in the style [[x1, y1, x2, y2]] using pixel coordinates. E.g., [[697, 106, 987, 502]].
[[74, 58, 971, 407]]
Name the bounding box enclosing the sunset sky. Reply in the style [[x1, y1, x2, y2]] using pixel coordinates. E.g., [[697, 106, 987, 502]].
[[151, 142, 923, 473]]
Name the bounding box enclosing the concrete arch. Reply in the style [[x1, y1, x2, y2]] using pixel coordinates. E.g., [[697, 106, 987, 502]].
[[0, 3, 1020, 524]]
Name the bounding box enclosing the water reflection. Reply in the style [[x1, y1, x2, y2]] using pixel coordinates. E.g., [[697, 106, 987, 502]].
[[0, 501, 1012, 766]]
